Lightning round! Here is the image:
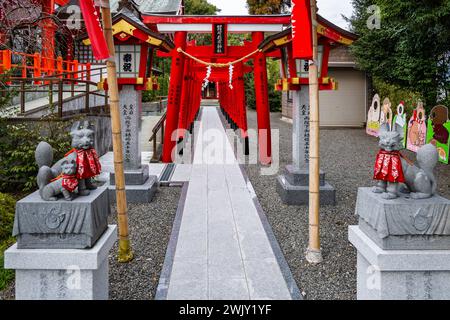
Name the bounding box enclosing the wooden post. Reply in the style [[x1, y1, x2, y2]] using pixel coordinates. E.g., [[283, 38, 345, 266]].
[[100, 1, 133, 263], [58, 79, 63, 118], [306, 0, 323, 264], [85, 81, 90, 113], [20, 81, 25, 114]]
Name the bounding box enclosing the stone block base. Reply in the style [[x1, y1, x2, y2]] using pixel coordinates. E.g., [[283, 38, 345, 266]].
[[110, 164, 149, 185], [276, 175, 336, 206], [349, 225, 450, 300], [4, 225, 117, 300], [13, 186, 110, 249], [356, 187, 450, 250], [284, 164, 325, 186], [108, 175, 157, 204]]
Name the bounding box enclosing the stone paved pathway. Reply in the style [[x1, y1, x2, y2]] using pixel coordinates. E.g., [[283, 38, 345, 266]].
[[163, 106, 297, 300]]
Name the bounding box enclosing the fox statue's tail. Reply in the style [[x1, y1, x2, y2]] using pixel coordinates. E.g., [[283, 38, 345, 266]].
[[35, 142, 55, 198], [416, 143, 439, 194]]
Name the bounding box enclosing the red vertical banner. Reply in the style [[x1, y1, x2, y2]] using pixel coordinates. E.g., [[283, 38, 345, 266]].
[[79, 0, 110, 60], [291, 0, 313, 60]]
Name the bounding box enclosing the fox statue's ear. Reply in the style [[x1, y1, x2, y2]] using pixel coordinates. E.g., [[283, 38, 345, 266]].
[[395, 122, 405, 140], [70, 121, 80, 135], [380, 123, 390, 134]]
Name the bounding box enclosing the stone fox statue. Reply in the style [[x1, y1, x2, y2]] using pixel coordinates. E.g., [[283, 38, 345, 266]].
[[35, 120, 101, 199], [37, 151, 78, 201], [373, 124, 438, 199], [64, 121, 101, 196]]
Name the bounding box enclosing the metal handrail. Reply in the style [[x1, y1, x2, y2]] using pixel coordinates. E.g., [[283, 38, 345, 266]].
[[149, 111, 167, 162]]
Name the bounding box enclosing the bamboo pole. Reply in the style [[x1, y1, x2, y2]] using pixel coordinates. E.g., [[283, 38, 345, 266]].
[[100, 1, 133, 263], [306, 0, 323, 264]]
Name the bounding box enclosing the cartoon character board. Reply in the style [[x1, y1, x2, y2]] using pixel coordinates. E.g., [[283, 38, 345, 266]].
[[426, 105, 450, 164], [407, 100, 427, 153], [366, 94, 381, 137], [392, 102, 407, 148]]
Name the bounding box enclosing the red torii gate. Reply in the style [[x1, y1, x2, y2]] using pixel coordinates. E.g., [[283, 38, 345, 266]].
[[143, 15, 291, 164]]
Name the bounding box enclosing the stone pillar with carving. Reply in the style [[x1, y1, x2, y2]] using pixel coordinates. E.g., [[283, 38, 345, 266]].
[[109, 85, 157, 203], [276, 85, 336, 205]]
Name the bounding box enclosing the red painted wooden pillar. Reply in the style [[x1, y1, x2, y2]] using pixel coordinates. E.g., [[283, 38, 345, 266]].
[[41, 1, 56, 75], [162, 31, 187, 162], [252, 32, 272, 165], [177, 59, 191, 138]]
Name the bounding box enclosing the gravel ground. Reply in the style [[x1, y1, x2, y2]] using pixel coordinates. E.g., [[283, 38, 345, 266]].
[[108, 186, 181, 300], [1, 109, 449, 301], [244, 109, 450, 300], [0, 185, 181, 301]]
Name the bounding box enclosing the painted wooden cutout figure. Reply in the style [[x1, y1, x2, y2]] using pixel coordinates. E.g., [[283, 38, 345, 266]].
[[407, 100, 427, 153], [366, 94, 381, 136], [427, 105, 450, 164], [393, 101, 407, 148], [380, 97, 393, 130]]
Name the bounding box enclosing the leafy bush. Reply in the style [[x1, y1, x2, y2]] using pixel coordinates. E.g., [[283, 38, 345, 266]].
[[0, 119, 72, 193], [0, 193, 15, 242], [373, 77, 423, 115], [244, 59, 281, 112], [0, 192, 15, 291], [142, 73, 170, 103]]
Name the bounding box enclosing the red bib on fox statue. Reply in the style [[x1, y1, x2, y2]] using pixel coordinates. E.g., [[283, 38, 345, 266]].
[[66, 148, 101, 180], [61, 174, 79, 193], [373, 150, 405, 183], [51, 174, 79, 193]]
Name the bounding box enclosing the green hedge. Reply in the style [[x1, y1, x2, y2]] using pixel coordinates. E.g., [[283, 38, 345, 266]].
[[0, 192, 16, 291], [0, 193, 15, 242]]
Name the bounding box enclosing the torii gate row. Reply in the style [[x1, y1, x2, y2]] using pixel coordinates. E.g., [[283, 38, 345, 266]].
[[142, 15, 293, 164], [171, 58, 251, 155]]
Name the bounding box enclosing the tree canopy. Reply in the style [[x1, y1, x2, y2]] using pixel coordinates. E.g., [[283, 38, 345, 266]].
[[184, 0, 220, 15], [246, 0, 291, 14], [348, 0, 450, 108]]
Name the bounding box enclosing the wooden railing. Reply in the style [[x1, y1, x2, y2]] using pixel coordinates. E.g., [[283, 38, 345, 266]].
[[149, 111, 167, 162], [0, 50, 93, 83], [0, 66, 109, 118]]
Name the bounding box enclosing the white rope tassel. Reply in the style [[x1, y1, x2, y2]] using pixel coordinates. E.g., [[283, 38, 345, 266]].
[[228, 64, 234, 90], [202, 65, 212, 91]]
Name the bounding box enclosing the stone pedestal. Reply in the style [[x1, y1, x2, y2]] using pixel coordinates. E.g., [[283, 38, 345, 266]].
[[13, 186, 110, 249], [276, 88, 336, 205], [349, 225, 450, 300], [4, 225, 117, 300], [349, 187, 450, 300], [356, 187, 450, 250], [108, 85, 157, 203]]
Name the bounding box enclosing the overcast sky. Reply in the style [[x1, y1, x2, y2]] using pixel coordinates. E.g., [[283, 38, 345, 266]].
[[207, 0, 354, 30]]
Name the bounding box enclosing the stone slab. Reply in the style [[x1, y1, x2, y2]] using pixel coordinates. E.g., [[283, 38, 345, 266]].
[[284, 164, 325, 186], [356, 187, 450, 250], [276, 175, 336, 205], [349, 225, 450, 300], [110, 164, 149, 186], [5, 225, 116, 300], [108, 175, 157, 204], [13, 186, 110, 249], [160, 107, 299, 300], [359, 219, 450, 250]]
